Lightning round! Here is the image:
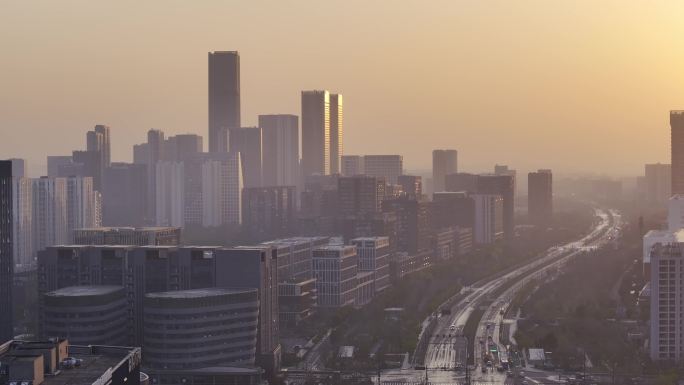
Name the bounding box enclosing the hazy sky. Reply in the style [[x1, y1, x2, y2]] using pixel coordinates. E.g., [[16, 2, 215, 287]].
[[2, 1, 684, 177]]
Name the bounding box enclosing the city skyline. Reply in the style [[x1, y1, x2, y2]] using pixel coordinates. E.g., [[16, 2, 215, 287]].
[[2, 2, 684, 176]]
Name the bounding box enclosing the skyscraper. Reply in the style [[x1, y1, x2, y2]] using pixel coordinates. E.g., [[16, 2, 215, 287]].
[[93, 124, 111, 167], [228, 127, 263, 188], [472, 194, 504, 244], [259, 114, 299, 187], [301, 90, 330, 177], [65, 176, 100, 239], [528, 169, 553, 227], [102, 163, 147, 227], [338, 175, 386, 218], [398, 175, 423, 199], [671, 110, 684, 194], [208, 51, 241, 153], [330, 94, 344, 174], [477, 174, 515, 242], [432, 149, 458, 192], [0, 160, 14, 341], [31, 177, 68, 253], [155, 161, 185, 227], [163, 134, 203, 162], [201, 152, 244, 226], [363, 155, 403, 185], [11, 174, 33, 268], [644, 163, 671, 205], [341, 155, 364, 176], [242, 186, 296, 241], [146, 129, 164, 221]]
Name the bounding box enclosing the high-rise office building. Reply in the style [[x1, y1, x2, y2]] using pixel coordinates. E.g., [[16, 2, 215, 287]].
[[65, 176, 100, 239], [144, 129, 164, 220], [432, 149, 458, 192], [382, 197, 431, 254], [11, 176, 33, 268], [528, 169, 553, 227], [133, 143, 148, 165], [672, 111, 684, 194], [201, 152, 243, 226], [301, 90, 331, 177], [644, 163, 671, 205], [155, 162, 185, 227], [363, 155, 403, 185], [476, 174, 515, 242], [472, 194, 504, 244], [329, 94, 343, 174], [338, 176, 386, 218], [92, 125, 111, 167], [445, 172, 479, 193], [208, 51, 241, 153], [341, 155, 364, 176], [47, 156, 74, 178], [259, 114, 299, 187], [398, 175, 422, 199], [242, 186, 296, 241], [163, 134, 203, 162], [83, 125, 111, 190], [103, 163, 147, 227], [0, 161, 14, 341], [432, 191, 475, 229], [228, 127, 263, 188]]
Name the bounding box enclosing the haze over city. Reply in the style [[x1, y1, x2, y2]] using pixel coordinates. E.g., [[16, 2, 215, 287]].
[[2, 1, 684, 175], [4, 2, 684, 385]]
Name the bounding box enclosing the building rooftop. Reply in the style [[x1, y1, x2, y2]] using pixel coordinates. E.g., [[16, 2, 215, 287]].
[[0, 341, 140, 385], [45, 285, 123, 297], [314, 245, 355, 252], [350, 236, 389, 242], [74, 226, 180, 232], [145, 288, 256, 299]]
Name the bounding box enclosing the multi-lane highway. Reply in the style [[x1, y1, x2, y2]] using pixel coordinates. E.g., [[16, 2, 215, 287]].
[[472, 209, 620, 385], [375, 207, 620, 385]]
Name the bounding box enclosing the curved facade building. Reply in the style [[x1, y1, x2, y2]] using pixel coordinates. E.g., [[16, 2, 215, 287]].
[[42, 285, 128, 346], [143, 288, 259, 370]]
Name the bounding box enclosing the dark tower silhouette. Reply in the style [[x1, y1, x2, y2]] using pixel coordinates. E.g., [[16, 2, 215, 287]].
[[209, 51, 241, 153], [0, 160, 13, 341], [671, 111, 684, 194]]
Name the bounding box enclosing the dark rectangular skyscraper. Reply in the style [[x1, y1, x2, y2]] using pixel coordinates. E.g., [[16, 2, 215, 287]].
[[259, 114, 299, 187], [671, 111, 684, 194], [0, 160, 13, 341], [302, 90, 330, 177], [528, 169, 553, 227], [208, 51, 241, 153]]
